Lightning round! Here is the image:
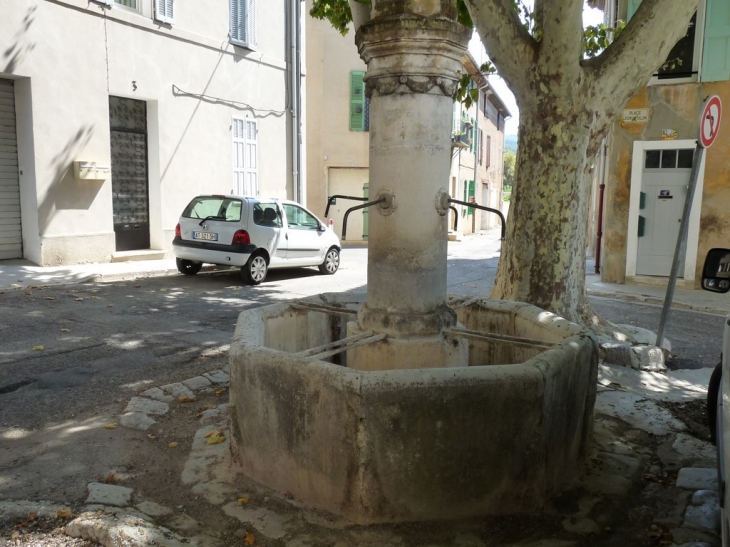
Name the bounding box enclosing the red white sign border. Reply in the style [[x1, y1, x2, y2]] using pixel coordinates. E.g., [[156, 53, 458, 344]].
[[700, 95, 722, 148]]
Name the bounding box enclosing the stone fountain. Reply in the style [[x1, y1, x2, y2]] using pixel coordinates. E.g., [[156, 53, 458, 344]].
[[228, 0, 598, 525]]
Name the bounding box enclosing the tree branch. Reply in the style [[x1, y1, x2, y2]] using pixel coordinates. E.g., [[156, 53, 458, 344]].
[[539, 0, 584, 75], [585, 0, 701, 106], [463, 0, 536, 100]]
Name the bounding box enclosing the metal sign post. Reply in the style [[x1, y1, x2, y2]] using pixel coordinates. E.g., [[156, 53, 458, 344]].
[[656, 96, 722, 347]]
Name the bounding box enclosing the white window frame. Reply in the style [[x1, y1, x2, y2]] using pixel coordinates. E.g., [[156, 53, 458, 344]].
[[625, 139, 706, 283], [230, 0, 257, 50], [154, 0, 174, 24], [647, 1, 706, 86], [232, 117, 259, 197], [112, 0, 142, 14]]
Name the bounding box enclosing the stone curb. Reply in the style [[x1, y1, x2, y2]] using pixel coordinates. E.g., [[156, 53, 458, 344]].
[[587, 289, 728, 316]]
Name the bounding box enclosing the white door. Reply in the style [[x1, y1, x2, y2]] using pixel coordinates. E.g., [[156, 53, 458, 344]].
[[636, 148, 694, 276], [0, 79, 21, 260], [282, 203, 324, 264], [328, 168, 368, 241]]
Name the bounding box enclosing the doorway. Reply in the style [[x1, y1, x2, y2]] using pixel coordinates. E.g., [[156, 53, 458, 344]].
[[109, 97, 150, 251], [626, 140, 706, 282]]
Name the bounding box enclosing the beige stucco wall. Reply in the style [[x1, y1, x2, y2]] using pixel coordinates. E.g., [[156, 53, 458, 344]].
[[0, 0, 291, 265], [602, 81, 730, 287], [304, 1, 369, 223]]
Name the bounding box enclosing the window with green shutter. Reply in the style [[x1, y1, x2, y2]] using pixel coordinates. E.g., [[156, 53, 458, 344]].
[[628, 0, 704, 83], [350, 71, 369, 132], [702, 0, 730, 82]]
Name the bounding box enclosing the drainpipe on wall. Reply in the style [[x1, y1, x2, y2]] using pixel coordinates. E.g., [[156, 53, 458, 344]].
[[472, 92, 479, 233], [289, 0, 303, 203], [594, 139, 608, 274]]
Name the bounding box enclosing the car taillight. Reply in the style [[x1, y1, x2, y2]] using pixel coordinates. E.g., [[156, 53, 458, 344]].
[[175, 223, 181, 238], [232, 230, 250, 245]]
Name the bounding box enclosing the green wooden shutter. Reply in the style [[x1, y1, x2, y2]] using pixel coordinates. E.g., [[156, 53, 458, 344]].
[[702, 0, 730, 82], [349, 71, 366, 132], [627, 0, 642, 20]]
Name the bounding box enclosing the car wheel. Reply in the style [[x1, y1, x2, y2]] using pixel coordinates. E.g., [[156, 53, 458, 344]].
[[709, 359, 723, 445], [318, 247, 340, 275], [242, 253, 268, 285], [176, 258, 203, 276]]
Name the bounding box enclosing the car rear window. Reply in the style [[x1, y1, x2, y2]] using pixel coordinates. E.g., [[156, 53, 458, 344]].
[[182, 197, 242, 222]]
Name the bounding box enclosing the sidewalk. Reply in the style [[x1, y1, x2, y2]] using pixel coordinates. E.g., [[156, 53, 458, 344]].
[[1, 247, 727, 316]]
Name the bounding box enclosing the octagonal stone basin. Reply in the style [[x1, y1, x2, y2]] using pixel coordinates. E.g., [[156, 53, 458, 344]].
[[229, 293, 598, 524]]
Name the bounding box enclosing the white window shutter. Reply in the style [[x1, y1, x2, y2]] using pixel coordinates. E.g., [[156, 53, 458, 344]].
[[232, 118, 258, 196], [247, 0, 257, 49], [154, 0, 173, 23], [244, 119, 258, 196], [230, 0, 247, 46]]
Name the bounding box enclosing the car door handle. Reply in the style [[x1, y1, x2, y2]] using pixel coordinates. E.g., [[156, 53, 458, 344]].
[[285, 233, 289, 239]]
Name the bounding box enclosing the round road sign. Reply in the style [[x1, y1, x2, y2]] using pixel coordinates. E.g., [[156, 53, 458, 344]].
[[700, 95, 722, 148]]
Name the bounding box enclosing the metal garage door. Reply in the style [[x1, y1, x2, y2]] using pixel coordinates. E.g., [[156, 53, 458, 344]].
[[0, 79, 21, 260]]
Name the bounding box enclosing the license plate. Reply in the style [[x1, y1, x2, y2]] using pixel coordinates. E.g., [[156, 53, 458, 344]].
[[193, 231, 218, 241]]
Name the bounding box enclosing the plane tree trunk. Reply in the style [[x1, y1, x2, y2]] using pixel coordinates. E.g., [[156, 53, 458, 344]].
[[464, 0, 701, 328]]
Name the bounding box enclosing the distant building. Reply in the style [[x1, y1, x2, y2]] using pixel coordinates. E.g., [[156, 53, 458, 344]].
[[304, 14, 510, 242], [0, 0, 302, 265], [448, 55, 511, 236]]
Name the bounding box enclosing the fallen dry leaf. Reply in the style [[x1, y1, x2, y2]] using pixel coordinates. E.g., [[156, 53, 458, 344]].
[[28, 512, 37, 520], [75, 298, 84, 302], [147, 434, 157, 440], [104, 473, 116, 484], [238, 497, 250, 505], [203, 404, 216, 410], [11, 531, 20, 539], [168, 442, 178, 449], [134, 285, 141, 288], [57, 508, 72, 519], [178, 396, 196, 403], [126, 295, 134, 299], [24, 291, 31, 295], [28, 285, 38, 289], [31, 346, 44, 351], [60, 328, 70, 332], [204, 430, 222, 438], [91, 296, 99, 299], [207, 434, 225, 445], [244, 531, 255, 545], [104, 424, 117, 430], [214, 388, 227, 396], [107, 304, 114, 308], [46, 296, 55, 300]]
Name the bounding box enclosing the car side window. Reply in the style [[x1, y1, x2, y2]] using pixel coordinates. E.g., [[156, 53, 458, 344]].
[[253, 203, 282, 228], [283, 205, 319, 230]]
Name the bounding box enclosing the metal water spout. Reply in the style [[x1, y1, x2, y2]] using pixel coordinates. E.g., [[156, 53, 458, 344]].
[[354, 0, 471, 339]]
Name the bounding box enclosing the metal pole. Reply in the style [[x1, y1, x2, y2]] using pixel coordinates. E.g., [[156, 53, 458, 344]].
[[655, 145, 705, 347]]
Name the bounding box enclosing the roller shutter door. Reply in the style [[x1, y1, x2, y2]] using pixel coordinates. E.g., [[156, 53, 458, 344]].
[[0, 79, 21, 260]]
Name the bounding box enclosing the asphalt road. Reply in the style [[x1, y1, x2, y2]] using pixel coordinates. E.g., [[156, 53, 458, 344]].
[[590, 296, 725, 371], [0, 237, 721, 437]]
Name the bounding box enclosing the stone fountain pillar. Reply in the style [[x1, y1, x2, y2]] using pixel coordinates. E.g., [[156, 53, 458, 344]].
[[355, 1, 470, 339], [226, 0, 598, 524]]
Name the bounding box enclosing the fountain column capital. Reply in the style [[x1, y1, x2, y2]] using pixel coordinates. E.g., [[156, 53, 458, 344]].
[[355, 13, 471, 98]]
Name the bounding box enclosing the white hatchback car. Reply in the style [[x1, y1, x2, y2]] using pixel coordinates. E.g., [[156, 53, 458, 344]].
[[172, 195, 341, 284]]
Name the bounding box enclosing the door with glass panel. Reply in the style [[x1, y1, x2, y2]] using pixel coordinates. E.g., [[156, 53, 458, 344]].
[[109, 96, 150, 251]]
